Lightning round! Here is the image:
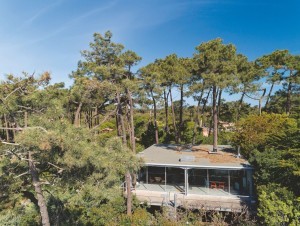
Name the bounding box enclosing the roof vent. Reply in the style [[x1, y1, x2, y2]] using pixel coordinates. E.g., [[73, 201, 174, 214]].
[[179, 155, 195, 162]]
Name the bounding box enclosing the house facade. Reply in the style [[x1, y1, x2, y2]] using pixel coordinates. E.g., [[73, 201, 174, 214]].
[[131, 144, 255, 212]]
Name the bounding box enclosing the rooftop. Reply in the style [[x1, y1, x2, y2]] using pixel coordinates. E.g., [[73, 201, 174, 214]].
[[137, 144, 252, 169]]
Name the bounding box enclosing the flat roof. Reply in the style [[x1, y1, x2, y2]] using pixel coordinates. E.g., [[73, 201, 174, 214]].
[[137, 144, 252, 170]]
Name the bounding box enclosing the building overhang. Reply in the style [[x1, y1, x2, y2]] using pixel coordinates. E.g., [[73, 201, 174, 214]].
[[143, 163, 254, 170]]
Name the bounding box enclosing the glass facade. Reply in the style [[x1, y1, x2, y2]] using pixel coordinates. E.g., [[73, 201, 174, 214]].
[[189, 169, 207, 187], [137, 166, 253, 197]]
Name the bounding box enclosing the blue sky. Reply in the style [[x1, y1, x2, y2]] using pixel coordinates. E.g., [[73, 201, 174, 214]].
[[0, 0, 299, 104]]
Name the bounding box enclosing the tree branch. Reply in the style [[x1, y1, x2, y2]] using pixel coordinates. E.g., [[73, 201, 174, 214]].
[[47, 162, 64, 173], [0, 126, 48, 133], [17, 105, 45, 113], [14, 171, 29, 178], [1, 141, 20, 146], [24, 126, 48, 133], [92, 107, 117, 130], [2, 86, 23, 101]]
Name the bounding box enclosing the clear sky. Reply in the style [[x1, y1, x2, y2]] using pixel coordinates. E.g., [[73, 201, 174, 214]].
[[0, 0, 299, 103]]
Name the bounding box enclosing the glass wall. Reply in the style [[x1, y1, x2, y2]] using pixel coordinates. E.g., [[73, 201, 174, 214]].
[[137, 166, 253, 196], [229, 170, 252, 195], [166, 167, 184, 185], [138, 167, 147, 183], [189, 169, 207, 187], [208, 169, 229, 191], [148, 167, 165, 185]]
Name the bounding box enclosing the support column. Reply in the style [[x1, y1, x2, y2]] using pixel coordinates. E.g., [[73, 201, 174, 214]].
[[184, 168, 189, 196], [146, 166, 148, 184], [207, 169, 209, 188], [187, 169, 189, 195], [164, 167, 167, 191], [247, 170, 253, 197], [228, 170, 231, 194]]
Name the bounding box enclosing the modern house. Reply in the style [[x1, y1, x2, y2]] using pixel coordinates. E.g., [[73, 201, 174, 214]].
[[130, 144, 255, 212]]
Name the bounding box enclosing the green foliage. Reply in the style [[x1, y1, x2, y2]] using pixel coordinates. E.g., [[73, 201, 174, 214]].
[[232, 113, 297, 157], [134, 113, 150, 139], [181, 121, 201, 144], [233, 112, 300, 224], [1, 116, 140, 225], [267, 88, 300, 115], [140, 122, 158, 148], [194, 38, 238, 89], [257, 184, 300, 225], [219, 101, 256, 122], [0, 201, 40, 226], [97, 120, 118, 145]]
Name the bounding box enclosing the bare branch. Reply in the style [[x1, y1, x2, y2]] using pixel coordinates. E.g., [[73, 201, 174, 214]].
[[92, 107, 117, 130], [6, 149, 22, 160], [0, 127, 22, 131], [3, 86, 23, 101], [1, 141, 20, 146], [47, 162, 64, 173], [23, 126, 48, 133], [21, 158, 39, 163], [14, 171, 29, 178], [244, 92, 267, 101], [40, 181, 51, 185], [0, 126, 48, 133], [17, 105, 45, 113]]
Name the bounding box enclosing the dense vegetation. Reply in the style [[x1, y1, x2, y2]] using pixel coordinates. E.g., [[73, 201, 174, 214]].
[[0, 31, 299, 225]]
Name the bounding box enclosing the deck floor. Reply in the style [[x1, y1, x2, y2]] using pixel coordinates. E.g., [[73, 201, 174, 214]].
[[136, 183, 239, 196], [132, 183, 249, 211]]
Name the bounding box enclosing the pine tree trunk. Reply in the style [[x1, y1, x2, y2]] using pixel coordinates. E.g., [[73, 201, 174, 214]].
[[94, 107, 98, 126], [286, 81, 292, 115], [208, 117, 213, 136], [4, 114, 9, 141], [127, 92, 137, 187], [127, 89, 136, 153], [163, 90, 169, 132], [116, 91, 131, 215], [126, 171, 132, 215], [196, 89, 205, 126], [179, 84, 184, 143], [169, 88, 178, 143], [259, 89, 266, 116], [192, 89, 204, 144], [120, 116, 127, 145], [265, 82, 275, 109], [126, 104, 132, 148], [116, 92, 126, 143], [212, 85, 218, 152], [151, 90, 159, 144], [116, 114, 121, 137], [28, 151, 50, 226], [89, 110, 92, 128], [217, 89, 222, 120], [74, 102, 82, 127], [201, 88, 211, 127], [24, 111, 28, 127], [237, 92, 245, 121]]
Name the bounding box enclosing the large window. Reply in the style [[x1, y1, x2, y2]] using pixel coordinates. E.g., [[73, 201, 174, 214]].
[[138, 167, 147, 183], [148, 167, 165, 184], [166, 167, 184, 185], [137, 167, 253, 196], [189, 169, 207, 187], [208, 169, 229, 190], [229, 170, 253, 196]]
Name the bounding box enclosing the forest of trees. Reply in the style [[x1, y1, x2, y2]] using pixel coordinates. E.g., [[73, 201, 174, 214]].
[[0, 31, 299, 225]]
